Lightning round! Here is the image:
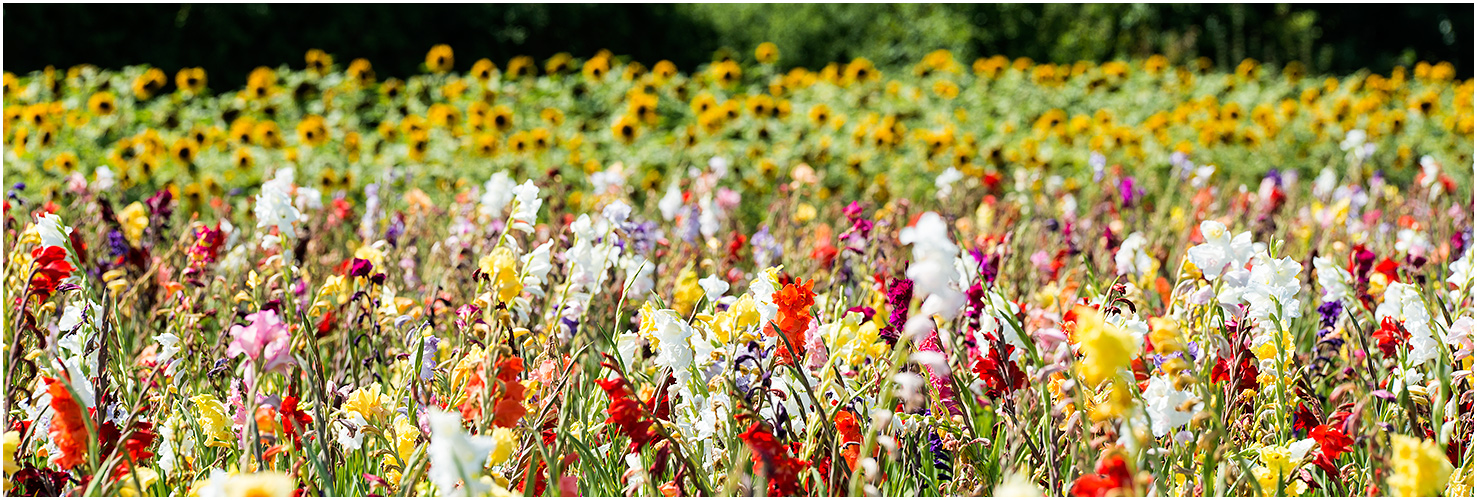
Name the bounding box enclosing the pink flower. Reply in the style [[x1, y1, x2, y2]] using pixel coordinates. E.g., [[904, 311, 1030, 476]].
[[227, 309, 296, 375]]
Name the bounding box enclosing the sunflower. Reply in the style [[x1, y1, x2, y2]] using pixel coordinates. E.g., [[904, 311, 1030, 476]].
[[490, 105, 514, 132], [229, 117, 256, 144], [428, 104, 460, 131], [545, 53, 573, 75], [471, 58, 497, 82], [746, 94, 774, 118], [755, 42, 780, 65], [381, 78, 404, 101], [507, 56, 535, 78], [47, 151, 79, 173], [230, 147, 254, 171], [690, 92, 718, 115], [932, 79, 959, 99], [132, 68, 168, 99], [347, 58, 376, 86], [175, 67, 207, 94], [540, 107, 565, 126], [2, 72, 15, 99], [245, 66, 275, 100], [711, 60, 742, 87], [843, 58, 878, 85], [303, 49, 334, 76], [530, 127, 553, 151], [583, 55, 611, 82], [473, 133, 498, 157], [88, 91, 117, 116], [611, 115, 640, 144], [296, 115, 329, 147], [407, 130, 430, 161], [252, 121, 284, 148], [425, 44, 455, 73], [652, 60, 678, 84], [506, 131, 531, 155], [170, 138, 199, 164]]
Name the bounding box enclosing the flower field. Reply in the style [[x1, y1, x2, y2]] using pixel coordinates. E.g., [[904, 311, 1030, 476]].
[[2, 44, 1474, 497]]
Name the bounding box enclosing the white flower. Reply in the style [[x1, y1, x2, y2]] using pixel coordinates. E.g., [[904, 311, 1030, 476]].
[[1313, 257, 1354, 305], [601, 201, 631, 226], [254, 168, 304, 239], [1395, 228, 1433, 259], [1312, 168, 1338, 199], [519, 241, 554, 296], [1376, 282, 1437, 365], [1448, 249, 1475, 304], [994, 470, 1044, 497], [294, 186, 323, 213], [508, 180, 542, 233], [590, 162, 627, 195], [428, 410, 496, 496], [1143, 376, 1202, 437], [1340, 129, 1367, 152], [698, 195, 720, 238], [648, 309, 695, 378], [935, 167, 964, 200], [35, 213, 73, 250], [1190, 165, 1216, 188], [478, 171, 516, 217], [1186, 220, 1254, 279], [333, 411, 368, 451], [658, 183, 683, 221], [1242, 252, 1304, 329], [709, 156, 730, 178], [1114, 232, 1155, 277], [621, 255, 655, 299], [94, 166, 116, 191], [154, 332, 181, 366], [698, 274, 729, 303], [899, 212, 965, 332]]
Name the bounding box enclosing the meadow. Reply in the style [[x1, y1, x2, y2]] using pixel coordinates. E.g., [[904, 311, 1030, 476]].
[[1, 44, 1473, 496]]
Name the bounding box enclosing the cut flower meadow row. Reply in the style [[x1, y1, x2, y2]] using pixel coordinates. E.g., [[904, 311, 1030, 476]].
[[1, 44, 1473, 496]]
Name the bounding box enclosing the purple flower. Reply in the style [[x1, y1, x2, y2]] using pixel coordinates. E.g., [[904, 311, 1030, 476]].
[[880, 278, 913, 346], [751, 225, 783, 269], [349, 258, 374, 278], [1118, 176, 1142, 207]]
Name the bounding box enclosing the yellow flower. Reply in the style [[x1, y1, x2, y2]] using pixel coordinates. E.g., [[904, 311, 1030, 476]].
[[673, 269, 703, 317], [343, 383, 392, 422], [793, 203, 817, 223], [3, 431, 19, 490], [118, 467, 160, 496], [755, 42, 780, 64], [190, 394, 236, 447], [382, 414, 420, 473], [1073, 306, 1137, 387], [1388, 434, 1454, 497], [223, 471, 296, 497], [480, 247, 524, 304], [489, 427, 518, 465], [118, 201, 148, 245], [425, 44, 455, 74]]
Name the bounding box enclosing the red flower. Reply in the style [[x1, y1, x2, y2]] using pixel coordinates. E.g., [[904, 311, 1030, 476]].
[[28, 246, 75, 299], [971, 342, 1025, 399], [765, 279, 815, 366], [1310, 424, 1352, 458], [1070, 454, 1134, 496], [459, 356, 528, 428], [44, 377, 89, 470], [279, 396, 313, 447], [833, 411, 862, 471], [1210, 355, 1260, 393], [1373, 317, 1408, 357], [596, 377, 656, 452], [739, 422, 810, 496]]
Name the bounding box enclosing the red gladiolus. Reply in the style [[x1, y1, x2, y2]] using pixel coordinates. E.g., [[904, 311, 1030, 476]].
[[596, 377, 656, 452], [1311, 424, 1352, 458], [1373, 317, 1408, 357], [833, 411, 862, 471], [490, 357, 528, 428], [28, 246, 75, 299], [1070, 454, 1133, 496], [765, 279, 815, 366], [44, 377, 89, 470], [739, 422, 810, 496], [279, 396, 313, 447], [972, 342, 1025, 399]]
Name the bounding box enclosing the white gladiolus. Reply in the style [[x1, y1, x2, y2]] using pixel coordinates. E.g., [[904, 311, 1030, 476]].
[[428, 410, 496, 496], [254, 168, 304, 239], [1314, 256, 1354, 305], [1143, 376, 1201, 437], [508, 180, 542, 233], [1186, 220, 1255, 279], [1115, 232, 1155, 277], [899, 212, 965, 338], [479, 171, 516, 217]]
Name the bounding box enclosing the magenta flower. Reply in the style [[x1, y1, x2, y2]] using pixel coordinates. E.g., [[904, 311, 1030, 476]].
[[227, 309, 296, 375]]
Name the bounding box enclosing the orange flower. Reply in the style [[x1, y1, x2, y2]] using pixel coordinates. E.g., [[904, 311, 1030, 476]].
[[765, 279, 815, 365], [460, 356, 528, 428], [44, 377, 89, 470]]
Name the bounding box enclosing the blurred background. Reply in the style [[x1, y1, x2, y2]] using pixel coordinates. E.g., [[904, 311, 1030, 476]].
[[5, 3, 1472, 86]]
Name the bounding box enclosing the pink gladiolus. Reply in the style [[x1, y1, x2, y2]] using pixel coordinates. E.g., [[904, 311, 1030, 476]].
[[227, 309, 296, 375]]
